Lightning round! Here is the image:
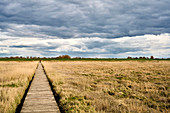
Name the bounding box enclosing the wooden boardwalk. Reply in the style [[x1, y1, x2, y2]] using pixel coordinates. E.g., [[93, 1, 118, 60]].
[[21, 63, 60, 113]]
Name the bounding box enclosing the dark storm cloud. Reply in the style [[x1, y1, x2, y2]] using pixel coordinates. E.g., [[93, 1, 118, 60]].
[[108, 47, 143, 54], [10, 45, 32, 48], [0, 0, 170, 58], [85, 41, 116, 49], [0, 0, 170, 38]]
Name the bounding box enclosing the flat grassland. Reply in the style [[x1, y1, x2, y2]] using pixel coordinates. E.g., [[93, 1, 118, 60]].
[[43, 61, 170, 113], [0, 61, 38, 113]]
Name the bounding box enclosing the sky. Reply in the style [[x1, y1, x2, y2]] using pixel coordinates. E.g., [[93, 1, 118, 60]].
[[0, 0, 170, 58]]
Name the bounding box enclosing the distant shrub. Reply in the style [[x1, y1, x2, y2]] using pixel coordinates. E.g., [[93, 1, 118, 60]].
[[58, 55, 71, 59], [150, 56, 154, 59]]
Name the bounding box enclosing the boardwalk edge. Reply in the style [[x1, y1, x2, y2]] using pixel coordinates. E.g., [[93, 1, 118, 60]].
[[41, 63, 64, 113]]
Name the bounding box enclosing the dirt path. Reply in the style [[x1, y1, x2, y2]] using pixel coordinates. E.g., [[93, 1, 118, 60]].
[[21, 63, 60, 113]]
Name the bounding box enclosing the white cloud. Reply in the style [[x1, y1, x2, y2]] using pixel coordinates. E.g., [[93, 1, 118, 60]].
[[0, 33, 169, 58], [0, 48, 9, 54]]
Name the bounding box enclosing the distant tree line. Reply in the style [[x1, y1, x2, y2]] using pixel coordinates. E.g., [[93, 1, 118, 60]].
[[127, 56, 154, 59], [0, 55, 170, 60], [0, 55, 71, 60]]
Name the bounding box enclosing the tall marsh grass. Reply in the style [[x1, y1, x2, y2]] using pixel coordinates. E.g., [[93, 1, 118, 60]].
[[43, 61, 170, 113], [0, 61, 38, 113]]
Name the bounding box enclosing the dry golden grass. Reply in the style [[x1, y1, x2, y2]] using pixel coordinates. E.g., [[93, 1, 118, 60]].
[[0, 61, 38, 113], [42, 61, 170, 113]]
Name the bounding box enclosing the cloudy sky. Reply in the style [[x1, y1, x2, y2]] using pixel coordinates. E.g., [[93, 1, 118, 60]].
[[0, 0, 170, 58]]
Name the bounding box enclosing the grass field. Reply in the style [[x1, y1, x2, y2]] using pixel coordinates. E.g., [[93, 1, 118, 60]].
[[43, 61, 170, 113], [0, 61, 38, 113]]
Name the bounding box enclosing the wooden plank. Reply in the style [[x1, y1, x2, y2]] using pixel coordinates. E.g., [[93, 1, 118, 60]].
[[21, 63, 60, 113]]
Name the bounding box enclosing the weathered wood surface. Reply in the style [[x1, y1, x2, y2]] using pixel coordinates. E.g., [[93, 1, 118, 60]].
[[21, 63, 60, 113]]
